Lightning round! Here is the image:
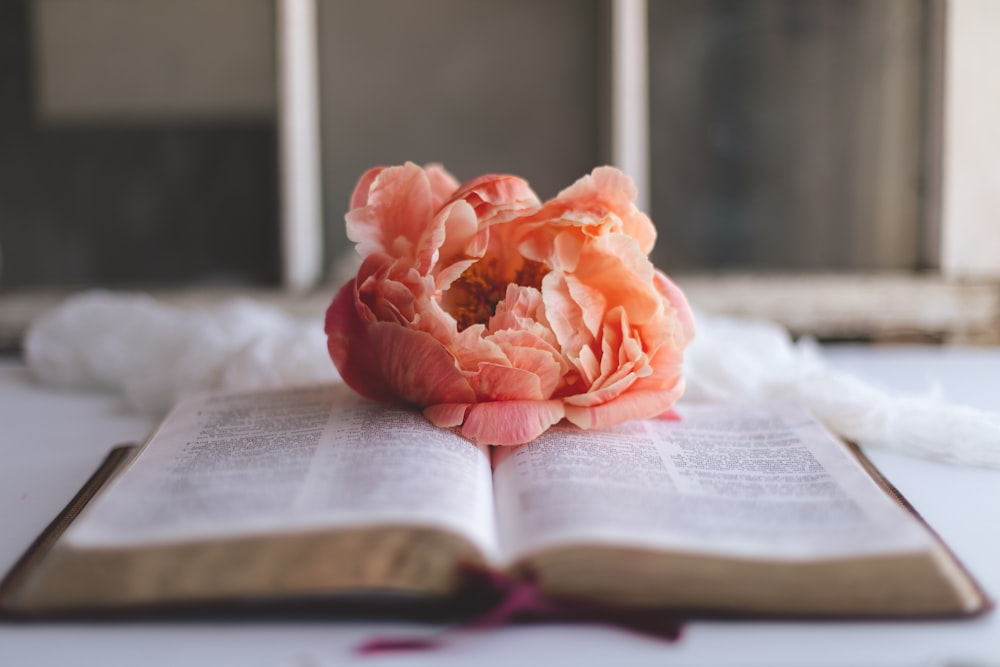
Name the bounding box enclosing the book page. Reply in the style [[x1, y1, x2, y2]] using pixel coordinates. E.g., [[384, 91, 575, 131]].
[[65, 384, 498, 558], [493, 402, 933, 562]]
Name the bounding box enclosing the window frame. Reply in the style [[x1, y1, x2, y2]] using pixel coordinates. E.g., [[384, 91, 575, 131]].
[[7, 0, 989, 346], [275, 0, 998, 340], [602, 0, 998, 342]]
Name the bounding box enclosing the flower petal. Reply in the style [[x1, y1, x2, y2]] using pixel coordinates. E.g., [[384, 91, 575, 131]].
[[572, 234, 660, 326], [654, 270, 696, 346], [563, 380, 685, 431], [470, 362, 545, 401], [565, 274, 606, 337], [423, 402, 471, 428], [449, 174, 540, 226], [424, 163, 460, 209], [367, 321, 476, 406], [432, 199, 481, 285], [324, 279, 395, 402], [461, 399, 565, 446], [349, 166, 384, 209], [541, 271, 594, 370], [555, 166, 657, 255], [346, 162, 433, 268]]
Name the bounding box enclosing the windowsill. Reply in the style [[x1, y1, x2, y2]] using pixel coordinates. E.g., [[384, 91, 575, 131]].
[[1, 272, 998, 355]]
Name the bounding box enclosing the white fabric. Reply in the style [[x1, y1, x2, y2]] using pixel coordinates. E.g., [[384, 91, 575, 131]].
[[23, 291, 1000, 468], [24, 292, 338, 413], [683, 314, 1000, 468]]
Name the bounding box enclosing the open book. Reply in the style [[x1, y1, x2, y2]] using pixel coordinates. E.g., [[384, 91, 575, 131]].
[[0, 384, 989, 619]]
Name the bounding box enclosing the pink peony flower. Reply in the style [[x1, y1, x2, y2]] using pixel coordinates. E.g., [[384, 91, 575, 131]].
[[325, 162, 695, 446]]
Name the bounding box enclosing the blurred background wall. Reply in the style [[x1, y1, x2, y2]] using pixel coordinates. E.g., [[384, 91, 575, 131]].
[[0, 0, 281, 288], [2, 0, 997, 344], [0, 0, 943, 289]]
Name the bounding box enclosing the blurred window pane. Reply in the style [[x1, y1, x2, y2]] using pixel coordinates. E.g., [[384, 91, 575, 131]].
[[648, 0, 935, 273], [316, 0, 603, 264], [0, 0, 280, 288]]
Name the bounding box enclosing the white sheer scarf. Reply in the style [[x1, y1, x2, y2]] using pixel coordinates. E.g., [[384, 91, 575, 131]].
[[24, 291, 1000, 468]]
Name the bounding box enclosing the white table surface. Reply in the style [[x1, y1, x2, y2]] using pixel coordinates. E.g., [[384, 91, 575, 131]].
[[2, 347, 999, 667]]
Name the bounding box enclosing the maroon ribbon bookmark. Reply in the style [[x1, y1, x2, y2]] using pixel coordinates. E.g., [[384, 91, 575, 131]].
[[355, 568, 684, 655]]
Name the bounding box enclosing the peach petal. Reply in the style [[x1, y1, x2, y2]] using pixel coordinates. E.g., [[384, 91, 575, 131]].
[[541, 271, 593, 365], [554, 230, 582, 272], [565, 274, 606, 337], [425, 163, 460, 209], [346, 162, 433, 266], [485, 328, 564, 372], [410, 298, 462, 344], [563, 381, 685, 431], [449, 174, 541, 226], [434, 200, 480, 267], [461, 399, 566, 446], [498, 345, 563, 397], [557, 165, 636, 202], [574, 235, 660, 325], [368, 278, 415, 323], [470, 362, 544, 401], [565, 370, 637, 406], [367, 321, 476, 406], [450, 325, 509, 371], [599, 306, 626, 379], [556, 166, 657, 255], [423, 403, 471, 428], [630, 343, 685, 393], [435, 258, 479, 293], [489, 285, 546, 331], [349, 166, 384, 210], [577, 343, 601, 387], [654, 270, 696, 345]]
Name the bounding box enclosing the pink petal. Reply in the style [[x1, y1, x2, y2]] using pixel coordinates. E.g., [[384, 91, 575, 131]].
[[557, 165, 637, 202], [553, 230, 582, 272], [500, 346, 563, 397], [541, 272, 595, 370], [563, 381, 685, 431], [448, 174, 540, 226], [573, 235, 660, 326], [325, 280, 396, 402], [629, 342, 684, 393], [424, 163, 460, 209], [450, 324, 509, 371], [490, 285, 546, 329], [470, 362, 545, 401], [598, 306, 626, 379], [654, 270, 696, 346], [423, 403, 471, 428], [349, 166, 384, 209], [576, 344, 601, 387], [435, 257, 479, 292], [565, 274, 606, 337], [564, 371, 637, 407], [461, 400, 566, 446], [432, 199, 480, 281], [367, 321, 476, 406], [555, 166, 657, 255], [345, 163, 433, 268], [486, 327, 566, 375]]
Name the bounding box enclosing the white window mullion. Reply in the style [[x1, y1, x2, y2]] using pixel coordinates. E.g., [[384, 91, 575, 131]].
[[277, 0, 323, 291], [610, 0, 650, 213], [940, 0, 1000, 279]]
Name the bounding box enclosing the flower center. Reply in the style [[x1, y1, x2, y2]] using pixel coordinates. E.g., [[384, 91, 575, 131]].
[[447, 257, 548, 330]]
